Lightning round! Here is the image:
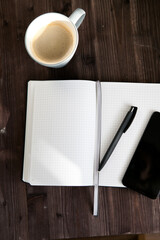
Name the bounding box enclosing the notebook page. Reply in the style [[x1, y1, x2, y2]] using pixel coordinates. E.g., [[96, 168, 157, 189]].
[[23, 80, 96, 186], [99, 82, 160, 187]]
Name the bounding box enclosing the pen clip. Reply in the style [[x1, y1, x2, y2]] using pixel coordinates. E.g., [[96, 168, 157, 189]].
[[123, 106, 137, 133]]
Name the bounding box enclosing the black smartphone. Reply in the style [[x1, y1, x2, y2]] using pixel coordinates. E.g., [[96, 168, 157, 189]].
[[122, 112, 160, 199]]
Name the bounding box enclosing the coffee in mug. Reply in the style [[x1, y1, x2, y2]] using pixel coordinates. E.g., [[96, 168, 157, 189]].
[[31, 21, 76, 64], [25, 9, 86, 68]]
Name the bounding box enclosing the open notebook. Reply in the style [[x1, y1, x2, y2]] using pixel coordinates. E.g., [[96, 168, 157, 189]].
[[23, 80, 160, 187]]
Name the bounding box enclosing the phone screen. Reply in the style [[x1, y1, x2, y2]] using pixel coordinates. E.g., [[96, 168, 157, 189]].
[[122, 112, 160, 199]]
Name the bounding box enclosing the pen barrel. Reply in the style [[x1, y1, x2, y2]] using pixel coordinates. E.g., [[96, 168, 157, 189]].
[[99, 130, 122, 170], [98, 106, 137, 171]]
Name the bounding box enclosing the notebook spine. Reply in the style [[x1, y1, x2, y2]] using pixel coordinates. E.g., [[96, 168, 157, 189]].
[[93, 81, 102, 216]]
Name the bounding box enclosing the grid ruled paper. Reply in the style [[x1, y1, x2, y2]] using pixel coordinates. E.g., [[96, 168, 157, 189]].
[[23, 80, 96, 186], [99, 82, 160, 187]]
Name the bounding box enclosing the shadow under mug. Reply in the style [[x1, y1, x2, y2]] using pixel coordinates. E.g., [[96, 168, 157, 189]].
[[25, 8, 86, 68]]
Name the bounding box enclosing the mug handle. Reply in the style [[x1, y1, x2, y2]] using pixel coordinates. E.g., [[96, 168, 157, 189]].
[[69, 8, 86, 29]]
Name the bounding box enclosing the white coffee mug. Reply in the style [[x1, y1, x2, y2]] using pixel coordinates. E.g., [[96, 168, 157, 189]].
[[25, 8, 86, 68]]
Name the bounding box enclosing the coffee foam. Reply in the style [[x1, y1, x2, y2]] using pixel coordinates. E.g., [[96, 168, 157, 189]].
[[31, 21, 76, 64]]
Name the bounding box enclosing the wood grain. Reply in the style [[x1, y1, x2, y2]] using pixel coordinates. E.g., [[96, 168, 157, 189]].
[[0, 0, 160, 239]]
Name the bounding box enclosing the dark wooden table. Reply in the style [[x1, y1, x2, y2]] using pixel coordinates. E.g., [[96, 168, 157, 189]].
[[0, 0, 160, 239]]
